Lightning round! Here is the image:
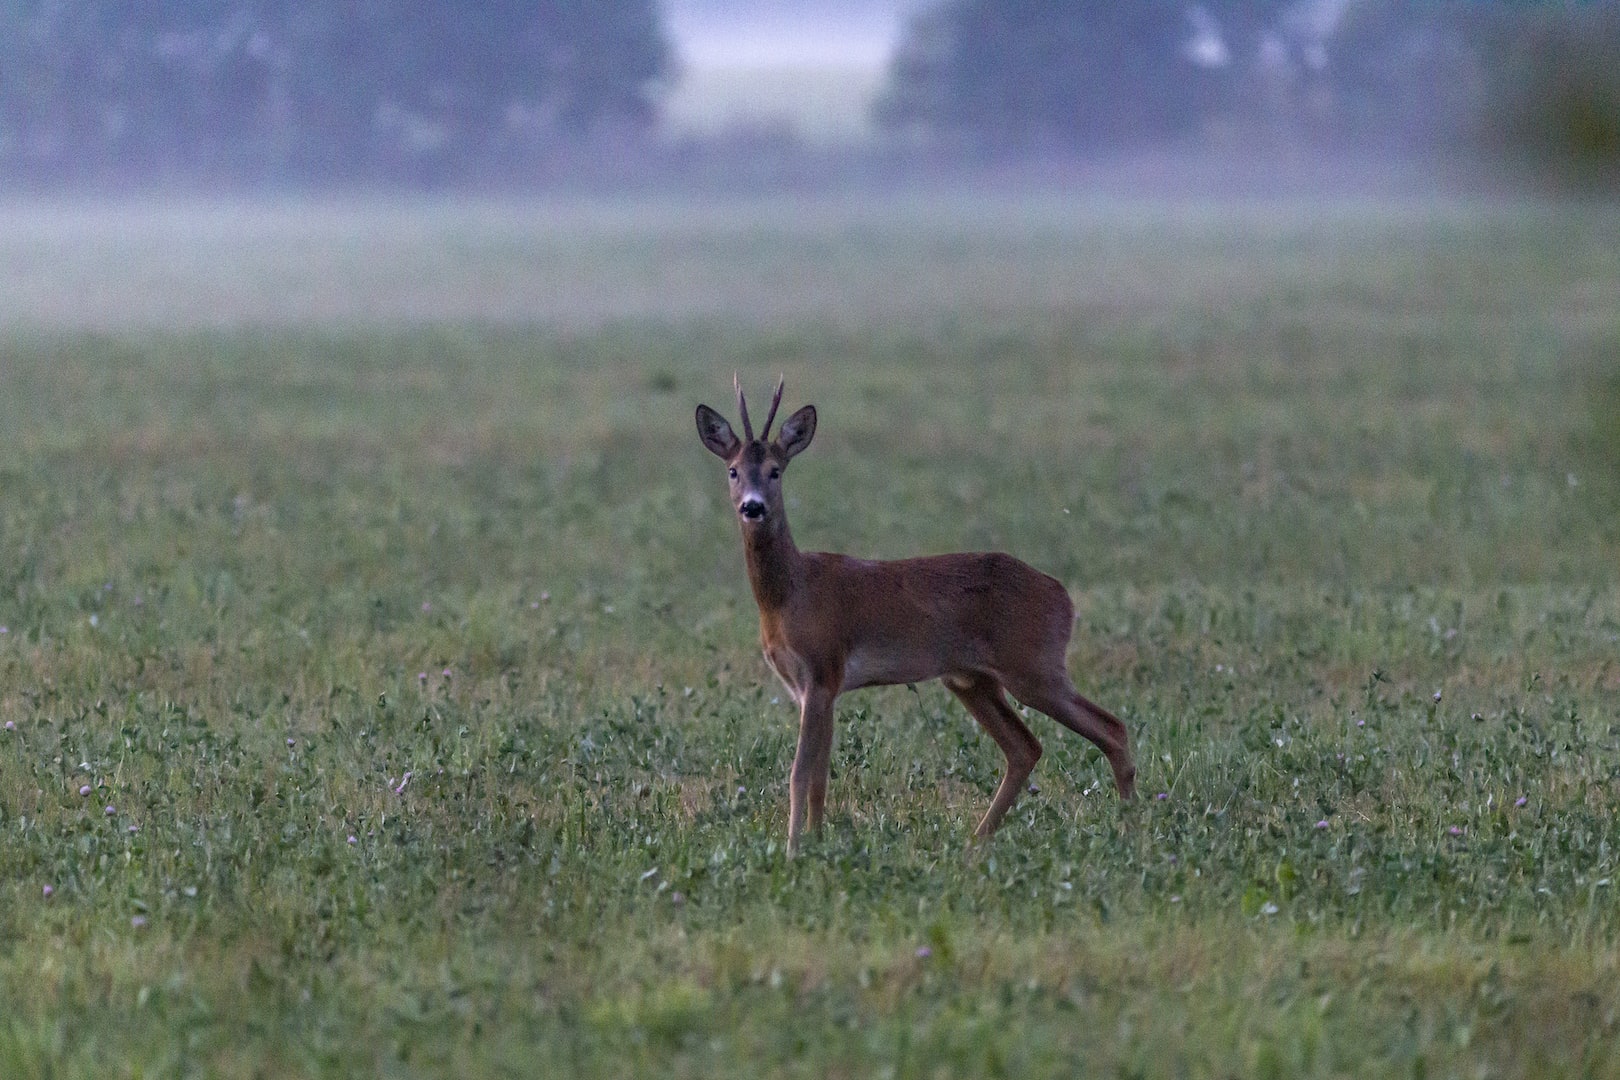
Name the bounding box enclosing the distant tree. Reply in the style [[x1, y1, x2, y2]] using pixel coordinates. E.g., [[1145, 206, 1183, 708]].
[[1200, 0, 1296, 67], [877, 0, 1620, 172], [0, 0, 673, 185], [1477, 0, 1620, 189], [284, 0, 673, 179], [1281, 0, 1493, 150], [1261, 0, 1619, 173], [0, 3, 131, 177], [875, 0, 1240, 154]]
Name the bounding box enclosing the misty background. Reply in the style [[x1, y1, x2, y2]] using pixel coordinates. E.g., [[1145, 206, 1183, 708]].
[[0, 0, 1616, 192]]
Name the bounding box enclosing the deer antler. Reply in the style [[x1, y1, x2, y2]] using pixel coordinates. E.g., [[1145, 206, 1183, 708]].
[[734, 371, 754, 441], [761, 376, 785, 440]]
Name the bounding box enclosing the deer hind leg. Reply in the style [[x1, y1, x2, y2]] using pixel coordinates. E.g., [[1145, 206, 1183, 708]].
[[788, 686, 837, 857], [1004, 671, 1137, 800], [944, 673, 1043, 839]]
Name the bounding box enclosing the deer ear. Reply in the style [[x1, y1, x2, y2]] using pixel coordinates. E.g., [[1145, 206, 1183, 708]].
[[775, 405, 816, 460], [695, 404, 741, 459]]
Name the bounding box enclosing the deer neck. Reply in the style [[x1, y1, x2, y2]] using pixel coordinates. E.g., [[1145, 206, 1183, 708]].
[[740, 514, 800, 611]]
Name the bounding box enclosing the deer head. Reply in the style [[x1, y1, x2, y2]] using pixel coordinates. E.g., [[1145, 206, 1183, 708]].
[[695, 375, 817, 526]]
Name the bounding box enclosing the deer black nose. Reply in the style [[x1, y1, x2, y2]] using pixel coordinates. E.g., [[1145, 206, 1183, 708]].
[[739, 498, 766, 520]]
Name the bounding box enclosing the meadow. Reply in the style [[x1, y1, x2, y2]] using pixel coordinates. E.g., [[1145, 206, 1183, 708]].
[[1, 191, 1618, 1077]]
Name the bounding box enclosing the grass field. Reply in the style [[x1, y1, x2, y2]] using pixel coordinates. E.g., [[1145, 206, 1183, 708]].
[[2, 192, 1619, 1077]]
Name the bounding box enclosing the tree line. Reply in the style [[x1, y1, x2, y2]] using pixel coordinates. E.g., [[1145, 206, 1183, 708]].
[[0, 0, 1614, 187], [879, 0, 1620, 178], [0, 1, 672, 184]]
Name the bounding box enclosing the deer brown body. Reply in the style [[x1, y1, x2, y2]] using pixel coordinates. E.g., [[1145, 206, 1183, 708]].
[[698, 379, 1136, 855]]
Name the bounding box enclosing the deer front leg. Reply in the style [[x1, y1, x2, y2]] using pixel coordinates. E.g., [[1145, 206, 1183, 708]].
[[787, 685, 836, 857]]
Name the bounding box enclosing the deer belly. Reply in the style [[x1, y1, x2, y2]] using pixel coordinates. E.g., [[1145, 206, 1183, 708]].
[[842, 646, 942, 691]]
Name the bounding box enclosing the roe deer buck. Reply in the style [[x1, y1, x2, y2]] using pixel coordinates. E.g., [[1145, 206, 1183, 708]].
[[696, 377, 1137, 856]]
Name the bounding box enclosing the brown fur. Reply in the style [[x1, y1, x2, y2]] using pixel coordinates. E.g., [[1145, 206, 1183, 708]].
[[698, 386, 1136, 855]]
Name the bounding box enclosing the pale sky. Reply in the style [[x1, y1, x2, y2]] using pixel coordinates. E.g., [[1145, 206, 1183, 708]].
[[662, 1, 919, 65], [669, 10, 906, 68], [660, 3, 920, 139]]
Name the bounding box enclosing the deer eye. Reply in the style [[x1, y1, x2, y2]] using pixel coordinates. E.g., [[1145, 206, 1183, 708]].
[[727, 468, 738, 480], [769, 468, 781, 480]]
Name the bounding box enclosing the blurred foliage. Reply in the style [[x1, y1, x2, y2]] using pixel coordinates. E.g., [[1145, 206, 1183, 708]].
[[1481, 1, 1620, 191], [880, 0, 1620, 183], [0, 0, 672, 185], [874, 0, 1235, 151]]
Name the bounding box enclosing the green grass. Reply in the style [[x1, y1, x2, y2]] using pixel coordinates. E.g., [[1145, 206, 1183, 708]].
[[1, 194, 1619, 1077]]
